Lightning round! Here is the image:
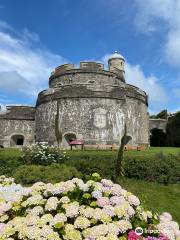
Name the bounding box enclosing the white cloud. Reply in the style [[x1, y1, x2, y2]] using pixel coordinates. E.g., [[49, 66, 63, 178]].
[[165, 30, 180, 67], [135, 0, 180, 68], [134, 0, 174, 33], [125, 63, 167, 104], [0, 71, 30, 94], [0, 21, 66, 103], [101, 54, 167, 109], [0, 19, 169, 113]]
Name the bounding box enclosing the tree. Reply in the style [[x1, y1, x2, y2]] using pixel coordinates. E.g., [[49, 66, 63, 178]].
[[166, 111, 180, 147], [156, 109, 168, 119], [150, 109, 168, 119], [115, 124, 127, 179], [55, 101, 63, 148]]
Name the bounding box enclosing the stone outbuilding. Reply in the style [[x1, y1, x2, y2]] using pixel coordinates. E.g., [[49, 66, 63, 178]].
[[0, 106, 35, 147]]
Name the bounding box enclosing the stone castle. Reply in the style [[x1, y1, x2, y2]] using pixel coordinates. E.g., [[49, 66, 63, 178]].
[[0, 52, 152, 149]]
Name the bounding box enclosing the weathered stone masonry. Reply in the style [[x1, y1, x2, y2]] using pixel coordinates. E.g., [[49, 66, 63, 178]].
[[0, 52, 150, 148], [0, 106, 35, 147]]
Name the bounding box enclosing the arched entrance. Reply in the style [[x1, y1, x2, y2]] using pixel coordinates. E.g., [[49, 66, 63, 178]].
[[64, 132, 77, 145], [10, 134, 24, 147], [150, 128, 166, 146]]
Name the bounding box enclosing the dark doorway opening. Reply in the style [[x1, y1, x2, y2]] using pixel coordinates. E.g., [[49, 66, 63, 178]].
[[11, 135, 24, 146], [16, 138, 24, 145], [150, 128, 166, 146], [64, 133, 76, 145]]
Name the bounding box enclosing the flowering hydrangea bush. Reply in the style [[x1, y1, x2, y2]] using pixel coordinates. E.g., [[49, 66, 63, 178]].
[[21, 143, 68, 165], [0, 174, 179, 240]]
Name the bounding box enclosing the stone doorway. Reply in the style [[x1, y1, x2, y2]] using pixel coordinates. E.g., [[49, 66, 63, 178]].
[[64, 133, 77, 145], [150, 128, 166, 146], [10, 134, 24, 147]]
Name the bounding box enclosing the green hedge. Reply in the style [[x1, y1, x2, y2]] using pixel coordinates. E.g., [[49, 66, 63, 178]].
[[0, 149, 180, 184], [12, 163, 81, 185], [0, 148, 23, 176], [64, 153, 180, 184], [123, 153, 180, 184]]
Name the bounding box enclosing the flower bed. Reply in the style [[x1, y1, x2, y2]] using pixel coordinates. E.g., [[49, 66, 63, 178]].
[[21, 143, 68, 166], [0, 174, 179, 240]]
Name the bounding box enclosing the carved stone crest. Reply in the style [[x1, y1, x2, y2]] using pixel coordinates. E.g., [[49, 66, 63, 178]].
[[93, 108, 107, 128]]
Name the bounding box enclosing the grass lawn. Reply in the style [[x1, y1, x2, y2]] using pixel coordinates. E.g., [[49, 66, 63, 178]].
[[118, 177, 180, 224], [0, 147, 180, 223], [0, 146, 180, 159], [66, 147, 180, 158]]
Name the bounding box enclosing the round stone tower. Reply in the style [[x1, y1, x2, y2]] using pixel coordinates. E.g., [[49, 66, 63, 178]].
[[35, 52, 149, 148], [108, 51, 125, 82]]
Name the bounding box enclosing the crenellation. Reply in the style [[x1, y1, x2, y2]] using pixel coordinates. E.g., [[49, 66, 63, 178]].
[[80, 62, 104, 71]]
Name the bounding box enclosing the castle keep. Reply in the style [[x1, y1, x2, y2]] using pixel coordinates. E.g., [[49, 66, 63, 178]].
[[0, 52, 149, 148]]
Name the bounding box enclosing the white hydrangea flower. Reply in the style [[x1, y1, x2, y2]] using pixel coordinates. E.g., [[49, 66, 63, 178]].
[[74, 216, 90, 229], [22, 194, 45, 207], [59, 196, 70, 204], [50, 213, 67, 226], [128, 195, 140, 206], [64, 202, 79, 218], [45, 197, 59, 211], [0, 175, 179, 240]]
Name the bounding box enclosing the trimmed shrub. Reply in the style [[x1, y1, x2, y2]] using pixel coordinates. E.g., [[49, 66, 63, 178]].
[[1, 148, 180, 184], [65, 158, 115, 180], [0, 148, 23, 176], [65, 153, 180, 184], [13, 163, 81, 184], [123, 153, 180, 184]]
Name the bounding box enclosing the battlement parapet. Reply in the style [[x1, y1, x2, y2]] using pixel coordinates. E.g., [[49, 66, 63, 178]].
[[53, 64, 75, 75], [52, 62, 104, 77], [36, 83, 147, 107], [80, 62, 104, 71]]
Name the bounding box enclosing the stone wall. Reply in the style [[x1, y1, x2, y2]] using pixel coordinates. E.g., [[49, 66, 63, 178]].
[[49, 69, 122, 89], [35, 98, 127, 147], [126, 98, 149, 146], [0, 106, 35, 147], [149, 119, 167, 133], [36, 93, 148, 148]]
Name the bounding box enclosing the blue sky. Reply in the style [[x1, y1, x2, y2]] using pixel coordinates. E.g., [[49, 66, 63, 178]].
[[0, 0, 179, 114]]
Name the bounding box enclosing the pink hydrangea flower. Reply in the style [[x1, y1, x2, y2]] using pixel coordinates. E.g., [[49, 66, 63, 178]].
[[128, 230, 139, 240], [158, 233, 170, 240], [0, 223, 6, 234], [110, 196, 125, 205], [97, 197, 110, 207]]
